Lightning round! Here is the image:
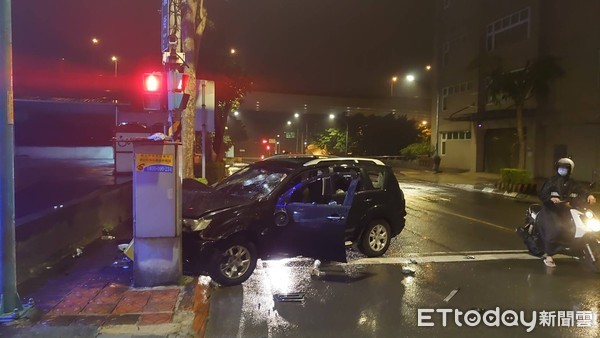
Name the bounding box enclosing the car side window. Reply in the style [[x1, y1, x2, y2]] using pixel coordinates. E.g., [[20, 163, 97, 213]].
[[366, 169, 385, 190], [289, 176, 330, 205]]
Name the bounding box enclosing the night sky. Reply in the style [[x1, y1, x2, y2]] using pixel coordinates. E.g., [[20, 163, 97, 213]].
[[11, 0, 435, 99]]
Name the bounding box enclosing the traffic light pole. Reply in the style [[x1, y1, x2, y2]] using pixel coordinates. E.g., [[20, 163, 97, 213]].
[[1, 0, 32, 321]]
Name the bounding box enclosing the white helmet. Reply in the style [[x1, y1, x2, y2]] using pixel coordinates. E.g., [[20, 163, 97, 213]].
[[556, 157, 575, 174]]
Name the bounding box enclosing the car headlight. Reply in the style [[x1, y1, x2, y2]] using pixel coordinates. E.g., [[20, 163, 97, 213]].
[[585, 210, 594, 219], [586, 218, 600, 232], [183, 217, 212, 232]]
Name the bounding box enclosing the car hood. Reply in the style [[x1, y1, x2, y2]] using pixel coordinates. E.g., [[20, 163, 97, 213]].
[[182, 180, 252, 219]]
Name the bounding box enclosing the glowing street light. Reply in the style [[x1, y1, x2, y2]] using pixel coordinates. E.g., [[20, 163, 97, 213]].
[[406, 74, 415, 82], [230, 48, 236, 55], [111, 56, 118, 77], [92, 37, 99, 45], [390, 76, 398, 97]]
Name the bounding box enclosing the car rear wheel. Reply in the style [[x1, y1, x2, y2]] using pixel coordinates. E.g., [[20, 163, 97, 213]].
[[210, 238, 257, 286], [360, 219, 391, 257]]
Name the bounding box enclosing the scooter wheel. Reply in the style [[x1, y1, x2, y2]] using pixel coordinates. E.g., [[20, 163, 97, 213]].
[[583, 240, 600, 273]]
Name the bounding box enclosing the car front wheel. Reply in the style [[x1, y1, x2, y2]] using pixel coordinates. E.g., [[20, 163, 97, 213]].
[[210, 238, 257, 286], [360, 219, 391, 257]]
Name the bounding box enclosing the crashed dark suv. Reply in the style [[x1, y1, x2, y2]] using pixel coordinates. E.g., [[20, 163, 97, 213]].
[[182, 155, 406, 286]]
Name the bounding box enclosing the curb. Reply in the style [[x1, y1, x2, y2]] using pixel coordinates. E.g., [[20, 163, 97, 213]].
[[456, 183, 538, 202]]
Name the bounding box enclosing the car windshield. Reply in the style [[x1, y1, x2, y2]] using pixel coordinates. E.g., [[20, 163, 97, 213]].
[[215, 167, 288, 200]]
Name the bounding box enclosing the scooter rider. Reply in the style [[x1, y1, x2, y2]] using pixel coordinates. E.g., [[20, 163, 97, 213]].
[[537, 158, 596, 267]]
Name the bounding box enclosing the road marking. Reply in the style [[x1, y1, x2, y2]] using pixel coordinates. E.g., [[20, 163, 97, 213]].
[[410, 204, 514, 233], [347, 251, 572, 265]]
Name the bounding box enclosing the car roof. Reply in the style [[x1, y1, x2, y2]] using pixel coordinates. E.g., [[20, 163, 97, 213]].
[[258, 155, 385, 169]]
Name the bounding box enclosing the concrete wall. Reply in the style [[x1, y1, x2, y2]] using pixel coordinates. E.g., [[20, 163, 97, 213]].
[[16, 146, 114, 160], [15, 182, 132, 284]]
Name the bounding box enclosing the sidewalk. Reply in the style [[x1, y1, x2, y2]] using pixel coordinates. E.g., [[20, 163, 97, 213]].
[[394, 167, 539, 202], [0, 225, 210, 338]]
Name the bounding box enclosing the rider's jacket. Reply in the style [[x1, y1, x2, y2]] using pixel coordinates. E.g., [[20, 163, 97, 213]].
[[539, 174, 589, 208]]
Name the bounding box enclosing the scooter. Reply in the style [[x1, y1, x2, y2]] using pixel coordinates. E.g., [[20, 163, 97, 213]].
[[518, 200, 600, 271]]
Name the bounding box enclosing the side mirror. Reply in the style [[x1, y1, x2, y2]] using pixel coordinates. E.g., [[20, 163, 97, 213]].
[[274, 211, 289, 227]]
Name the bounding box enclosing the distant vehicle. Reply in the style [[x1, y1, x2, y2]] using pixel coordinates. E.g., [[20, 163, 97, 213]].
[[182, 155, 407, 286]]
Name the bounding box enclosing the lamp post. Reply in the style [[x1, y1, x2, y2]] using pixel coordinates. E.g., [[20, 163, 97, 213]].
[[432, 94, 441, 172], [111, 56, 118, 77], [390, 76, 398, 97]]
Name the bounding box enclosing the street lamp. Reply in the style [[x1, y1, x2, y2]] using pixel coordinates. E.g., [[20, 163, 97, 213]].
[[390, 76, 398, 97], [111, 56, 118, 77]]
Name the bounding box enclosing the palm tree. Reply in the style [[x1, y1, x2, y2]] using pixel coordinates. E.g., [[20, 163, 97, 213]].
[[485, 55, 563, 169]]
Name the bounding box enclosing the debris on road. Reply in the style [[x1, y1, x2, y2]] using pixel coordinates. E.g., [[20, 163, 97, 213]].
[[465, 255, 476, 260], [401, 267, 416, 276], [443, 288, 461, 302], [310, 259, 324, 277], [72, 247, 83, 258], [273, 293, 305, 302]]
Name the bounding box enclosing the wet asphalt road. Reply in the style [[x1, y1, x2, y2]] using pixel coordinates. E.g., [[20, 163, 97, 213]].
[[205, 177, 600, 338]]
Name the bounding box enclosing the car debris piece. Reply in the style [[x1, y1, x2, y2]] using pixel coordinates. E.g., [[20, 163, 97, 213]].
[[408, 259, 418, 264], [443, 288, 461, 302], [273, 293, 305, 302], [401, 267, 416, 276], [309, 259, 324, 277], [72, 248, 83, 258], [465, 255, 476, 260]]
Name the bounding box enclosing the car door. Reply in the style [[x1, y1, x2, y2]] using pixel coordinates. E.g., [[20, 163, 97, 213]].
[[345, 165, 389, 235], [273, 173, 358, 262]]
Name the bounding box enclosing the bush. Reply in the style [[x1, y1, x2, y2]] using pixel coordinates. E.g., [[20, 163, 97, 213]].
[[500, 168, 531, 184], [400, 142, 432, 160]]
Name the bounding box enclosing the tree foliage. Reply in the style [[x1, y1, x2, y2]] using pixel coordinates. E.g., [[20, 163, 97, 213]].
[[348, 113, 421, 156], [314, 128, 346, 155], [314, 113, 422, 156]]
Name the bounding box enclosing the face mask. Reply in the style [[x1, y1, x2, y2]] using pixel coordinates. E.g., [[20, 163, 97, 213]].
[[558, 168, 569, 176]]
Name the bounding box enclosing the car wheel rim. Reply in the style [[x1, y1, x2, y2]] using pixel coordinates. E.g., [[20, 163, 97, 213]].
[[220, 245, 251, 279], [368, 224, 388, 252]]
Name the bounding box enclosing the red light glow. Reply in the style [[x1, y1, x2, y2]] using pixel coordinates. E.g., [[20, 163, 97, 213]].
[[144, 74, 160, 92]]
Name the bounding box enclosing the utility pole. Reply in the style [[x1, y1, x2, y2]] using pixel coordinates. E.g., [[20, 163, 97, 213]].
[[1, 0, 32, 320]]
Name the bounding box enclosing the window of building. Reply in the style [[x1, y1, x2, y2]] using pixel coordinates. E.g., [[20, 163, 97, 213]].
[[440, 131, 472, 140], [441, 141, 447, 155], [486, 7, 530, 51]]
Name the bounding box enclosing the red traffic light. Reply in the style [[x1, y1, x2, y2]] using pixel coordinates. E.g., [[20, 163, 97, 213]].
[[176, 73, 189, 92], [143, 72, 163, 111], [144, 73, 162, 92]]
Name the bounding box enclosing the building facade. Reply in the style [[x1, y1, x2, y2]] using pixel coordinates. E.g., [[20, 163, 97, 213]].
[[433, 0, 600, 181]]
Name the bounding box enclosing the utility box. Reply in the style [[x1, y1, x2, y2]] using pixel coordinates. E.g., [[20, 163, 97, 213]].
[[114, 123, 150, 174], [132, 141, 182, 287]]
